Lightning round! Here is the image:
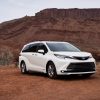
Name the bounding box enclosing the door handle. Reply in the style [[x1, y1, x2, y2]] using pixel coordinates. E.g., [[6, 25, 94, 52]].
[[32, 54, 37, 56]]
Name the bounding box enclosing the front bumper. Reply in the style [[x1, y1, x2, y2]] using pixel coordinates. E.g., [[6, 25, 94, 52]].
[[60, 71, 96, 75], [56, 61, 96, 75]]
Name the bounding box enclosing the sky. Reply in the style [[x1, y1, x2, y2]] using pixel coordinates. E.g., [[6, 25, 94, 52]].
[[0, 0, 100, 23]]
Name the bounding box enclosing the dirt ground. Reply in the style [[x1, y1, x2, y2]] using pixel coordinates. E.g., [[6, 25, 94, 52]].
[[0, 63, 100, 100]]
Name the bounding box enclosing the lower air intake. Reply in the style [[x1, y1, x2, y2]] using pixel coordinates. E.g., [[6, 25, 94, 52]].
[[67, 62, 95, 72]]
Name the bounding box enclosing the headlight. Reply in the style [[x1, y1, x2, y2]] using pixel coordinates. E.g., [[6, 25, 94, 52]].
[[89, 55, 93, 58], [88, 54, 93, 58], [54, 54, 73, 59]]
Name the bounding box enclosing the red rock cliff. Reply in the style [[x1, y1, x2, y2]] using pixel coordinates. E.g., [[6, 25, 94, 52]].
[[35, 8, 100, 19]]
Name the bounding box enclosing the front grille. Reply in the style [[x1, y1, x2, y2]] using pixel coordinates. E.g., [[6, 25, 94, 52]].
[[67, 62, 95, 72], [73, 56, 89, 60]]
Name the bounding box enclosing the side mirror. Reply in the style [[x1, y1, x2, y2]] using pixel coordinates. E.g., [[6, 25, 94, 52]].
[[38, 49, 45, 54]]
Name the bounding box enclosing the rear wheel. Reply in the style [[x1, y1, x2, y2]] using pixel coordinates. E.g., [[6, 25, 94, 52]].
[[47, 62, 57, 79], [20, 62, 28, 74]]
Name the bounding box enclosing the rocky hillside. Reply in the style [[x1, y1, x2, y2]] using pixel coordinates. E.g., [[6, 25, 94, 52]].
[[0, 8, 100, 61]]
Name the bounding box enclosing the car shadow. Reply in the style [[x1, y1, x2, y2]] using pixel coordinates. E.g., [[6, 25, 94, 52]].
[[56, 75, 97, 81], [26, 71, 47, 77], [25, 71, 97, 81]]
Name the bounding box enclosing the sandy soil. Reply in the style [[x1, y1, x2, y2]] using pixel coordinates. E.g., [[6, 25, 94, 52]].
[[0, 63, 100, 100]]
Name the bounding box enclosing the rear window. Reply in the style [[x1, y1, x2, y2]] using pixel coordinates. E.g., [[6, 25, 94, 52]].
[[22, 43, 40, 52], [22, 45, 30, 52]]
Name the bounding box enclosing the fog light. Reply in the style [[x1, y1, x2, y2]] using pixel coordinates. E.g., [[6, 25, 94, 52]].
[[61, 70, 64, 73]]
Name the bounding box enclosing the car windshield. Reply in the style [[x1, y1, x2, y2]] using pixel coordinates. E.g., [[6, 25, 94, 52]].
[[46, 42, 80, 52]]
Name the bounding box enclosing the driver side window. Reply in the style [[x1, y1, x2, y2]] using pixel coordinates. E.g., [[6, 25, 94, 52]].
[[37, 43, 48, 53]]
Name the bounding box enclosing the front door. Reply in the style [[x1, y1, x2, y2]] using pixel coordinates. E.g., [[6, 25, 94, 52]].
[[34, 43, 48, 72]]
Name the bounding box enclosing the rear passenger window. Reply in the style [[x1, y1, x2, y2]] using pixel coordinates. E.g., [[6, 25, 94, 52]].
[[22, 43, 40, 52], [22, 45, 30, 52], [22, 43, 48, 53]]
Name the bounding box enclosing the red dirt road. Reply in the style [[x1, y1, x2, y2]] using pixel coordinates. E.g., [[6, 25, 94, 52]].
[[0, 63, 100, 100]]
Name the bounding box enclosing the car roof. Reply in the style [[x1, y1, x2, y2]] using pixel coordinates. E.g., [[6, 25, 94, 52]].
[[25, 41, 68, 46], [29, 41, 64, 44]]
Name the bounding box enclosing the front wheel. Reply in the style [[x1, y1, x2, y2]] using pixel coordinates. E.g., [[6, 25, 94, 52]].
[[47, 62, 57, 79], [20, 62, 28, 74]]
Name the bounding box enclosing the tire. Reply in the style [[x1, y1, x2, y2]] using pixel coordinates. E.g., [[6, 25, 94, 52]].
[[47, 62, 57, 79], [20, 61, 28, 74]]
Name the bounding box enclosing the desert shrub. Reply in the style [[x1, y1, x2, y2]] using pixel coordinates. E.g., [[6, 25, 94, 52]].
[[13, 50, 20, 67], [0, 47, 14, 65]]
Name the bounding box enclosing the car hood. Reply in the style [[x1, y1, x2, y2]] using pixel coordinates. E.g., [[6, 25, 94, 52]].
[[53, 52, 92, 57]]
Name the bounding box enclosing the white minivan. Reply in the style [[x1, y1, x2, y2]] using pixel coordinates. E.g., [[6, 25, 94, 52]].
[[19, 41, 96, 79]]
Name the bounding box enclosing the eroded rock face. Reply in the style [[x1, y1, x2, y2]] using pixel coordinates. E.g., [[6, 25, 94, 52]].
[[35, 8, 100, 19], [0, 8, 100, 60]]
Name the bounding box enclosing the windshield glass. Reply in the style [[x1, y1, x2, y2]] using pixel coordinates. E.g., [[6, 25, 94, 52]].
[[46, 42, 80, 52]]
